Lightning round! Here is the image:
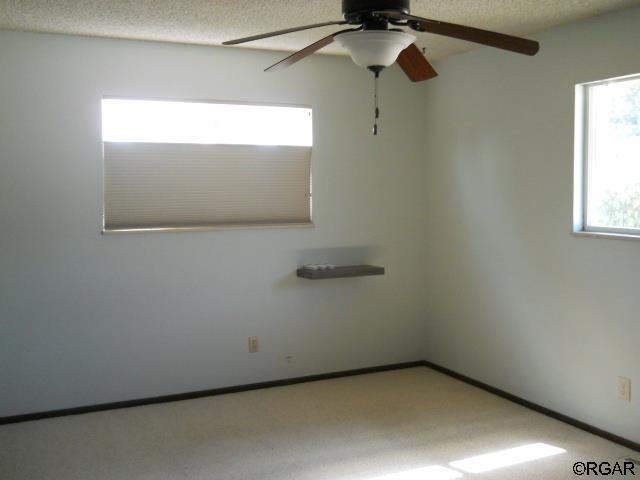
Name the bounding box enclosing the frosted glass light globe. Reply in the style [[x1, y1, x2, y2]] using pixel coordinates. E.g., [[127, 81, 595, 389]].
[[335, 30, 416, 68]]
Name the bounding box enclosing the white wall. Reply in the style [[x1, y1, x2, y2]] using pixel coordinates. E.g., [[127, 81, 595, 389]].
[[421, 7, 640, 443], [0, 30, 430, 417]]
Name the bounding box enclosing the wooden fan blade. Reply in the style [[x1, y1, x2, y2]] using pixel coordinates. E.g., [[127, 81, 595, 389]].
[[265, 35, 335, 72], [405, 14, 539, 56], [265, 28, 361, 72], [372, 11, 539, 56], [223, 20, 347, 46], [397, 43, 438, 82]]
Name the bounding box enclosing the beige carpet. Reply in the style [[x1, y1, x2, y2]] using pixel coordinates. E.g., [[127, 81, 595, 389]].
[[0, 367, 636, 479]]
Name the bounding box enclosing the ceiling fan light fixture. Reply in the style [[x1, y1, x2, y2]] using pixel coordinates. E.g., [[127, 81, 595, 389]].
[[335, 30, 416, 69]]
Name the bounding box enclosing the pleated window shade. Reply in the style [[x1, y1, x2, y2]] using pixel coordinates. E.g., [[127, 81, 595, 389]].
[[101, 99, 313, 232], [104, 142, 312, 231]]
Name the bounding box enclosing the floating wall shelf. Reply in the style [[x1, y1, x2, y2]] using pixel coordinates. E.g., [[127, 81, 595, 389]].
[[296, 265, 385, 280]]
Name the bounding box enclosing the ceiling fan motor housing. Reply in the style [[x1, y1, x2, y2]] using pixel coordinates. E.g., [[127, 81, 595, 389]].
[[342, 0, 410, 23]]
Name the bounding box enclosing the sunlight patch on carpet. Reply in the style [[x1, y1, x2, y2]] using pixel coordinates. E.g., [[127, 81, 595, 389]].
[[449, 443, 566, 473]]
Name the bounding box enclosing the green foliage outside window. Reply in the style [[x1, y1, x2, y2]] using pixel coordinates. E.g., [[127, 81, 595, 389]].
[[599, 84, 640, 228]]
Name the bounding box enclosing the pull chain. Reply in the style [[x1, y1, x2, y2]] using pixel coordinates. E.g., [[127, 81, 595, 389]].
[[373, 70, 380, 136]]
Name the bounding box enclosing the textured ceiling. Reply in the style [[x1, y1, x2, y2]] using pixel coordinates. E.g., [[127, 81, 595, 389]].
[[1, 0, 640, 60]]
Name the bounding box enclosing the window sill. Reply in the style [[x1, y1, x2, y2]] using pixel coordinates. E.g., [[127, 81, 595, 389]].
[[102, 222, 314, 234], [572, 230, 640, 241]]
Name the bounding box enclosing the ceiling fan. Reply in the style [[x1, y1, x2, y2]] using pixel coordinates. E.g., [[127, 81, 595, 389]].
[[223, 0, 540, 134]]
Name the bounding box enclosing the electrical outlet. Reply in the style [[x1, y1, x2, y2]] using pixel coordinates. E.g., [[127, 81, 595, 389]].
[[248, 336, 259, 353], [618, 377, 631, 402]]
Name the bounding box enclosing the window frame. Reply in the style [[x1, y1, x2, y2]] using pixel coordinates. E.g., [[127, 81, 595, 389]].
[[100, 96, 314, 234], [573, 73, 640, 240]]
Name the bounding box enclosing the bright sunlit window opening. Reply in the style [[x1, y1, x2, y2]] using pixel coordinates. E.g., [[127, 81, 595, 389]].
[[574, 73, 640, 237], [449, 443, 566, 474], [101, 98, 312, 147]]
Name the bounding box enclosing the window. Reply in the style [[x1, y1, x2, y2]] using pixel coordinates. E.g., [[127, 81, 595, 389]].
[[101, 98, 313, 232], [574, 74, 640, 237]]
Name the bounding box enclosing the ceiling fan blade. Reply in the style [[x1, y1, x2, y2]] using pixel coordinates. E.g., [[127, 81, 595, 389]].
[[223, 20, 348, 46], [373, 11, 539, 56], [396, 43, 438, 82], [265, 28, 361, 72], [406, 14, 539, 56]]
